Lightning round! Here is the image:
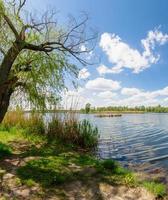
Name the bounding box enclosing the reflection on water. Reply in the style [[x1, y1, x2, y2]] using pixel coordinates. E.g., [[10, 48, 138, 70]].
[[79, 113, 168, 169]]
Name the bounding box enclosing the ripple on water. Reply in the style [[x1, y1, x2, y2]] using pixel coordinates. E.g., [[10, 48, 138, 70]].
[[83, 113, 168, 169]]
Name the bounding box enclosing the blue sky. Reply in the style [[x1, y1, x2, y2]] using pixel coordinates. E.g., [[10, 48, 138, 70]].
[[26, 0, 168, 107]]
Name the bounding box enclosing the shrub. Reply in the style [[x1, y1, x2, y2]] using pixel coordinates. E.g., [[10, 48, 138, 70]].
[[102, 159, 119, 171], [47, 114, 99, 150], [77, 119, 99, 149]]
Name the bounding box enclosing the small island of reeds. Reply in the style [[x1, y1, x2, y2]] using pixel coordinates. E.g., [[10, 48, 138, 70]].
[[95, 113, 122, 117]]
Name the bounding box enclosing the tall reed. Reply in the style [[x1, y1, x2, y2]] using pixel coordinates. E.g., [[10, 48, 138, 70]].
[[47, 112, 99, 150], [2, 108, 45, 135]]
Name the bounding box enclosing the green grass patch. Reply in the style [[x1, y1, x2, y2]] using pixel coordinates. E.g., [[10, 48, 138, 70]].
[[142, 181, 166, 197], [17, 156, 74, 187], [0, 127, 24, 144], [0, 122, 167, 198], [0, 142, 12, 158]]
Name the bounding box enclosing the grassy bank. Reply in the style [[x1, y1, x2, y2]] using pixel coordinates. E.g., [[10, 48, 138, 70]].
[[0, 126, 166, 199], [0, 111, 166, 199]]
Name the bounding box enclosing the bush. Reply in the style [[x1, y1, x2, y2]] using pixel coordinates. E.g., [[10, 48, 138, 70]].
[[102, 159, 119, 171], [47, 114, 99, 150], [78, 119, 99, 149]]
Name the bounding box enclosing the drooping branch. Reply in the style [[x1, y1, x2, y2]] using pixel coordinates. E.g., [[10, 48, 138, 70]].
[[3, 14, 20, 39], [0, 0, 98, 122]]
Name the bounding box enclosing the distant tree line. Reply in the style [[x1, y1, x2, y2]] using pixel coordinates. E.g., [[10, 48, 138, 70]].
[[81, 104, 168, 113]]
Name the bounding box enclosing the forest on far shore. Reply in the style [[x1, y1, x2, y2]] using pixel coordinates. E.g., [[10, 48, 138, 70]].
[[80, 104, 168, 113]]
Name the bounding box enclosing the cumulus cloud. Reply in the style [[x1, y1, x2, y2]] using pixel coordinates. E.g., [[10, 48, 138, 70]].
[[60, 84, 168, 108], [97, 91, 117, 99], [97, 64, 120, 75], [116, 86, 168, 106], [85, 77, 121, 91], [98, 29, 168, 74], [78, 68, 90, 79], [121, 87, 142, 96]]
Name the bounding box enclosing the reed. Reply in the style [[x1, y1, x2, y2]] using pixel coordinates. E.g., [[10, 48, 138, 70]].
[[47, 112, 99, 150], [2, 108, 45, 135], [2, 108, 26, 129]]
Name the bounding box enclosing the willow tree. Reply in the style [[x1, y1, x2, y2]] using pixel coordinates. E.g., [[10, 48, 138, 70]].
[[0, 0, 96, 122]]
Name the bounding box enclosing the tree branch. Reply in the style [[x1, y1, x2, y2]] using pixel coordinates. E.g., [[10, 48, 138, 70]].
[[3, 14, 20, 39]]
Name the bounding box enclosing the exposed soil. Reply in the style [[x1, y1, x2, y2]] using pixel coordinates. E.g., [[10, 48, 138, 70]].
[[0, 140, 160, 200]]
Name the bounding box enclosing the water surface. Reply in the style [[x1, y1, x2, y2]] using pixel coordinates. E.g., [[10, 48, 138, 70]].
[[79, 113, 168, 169]]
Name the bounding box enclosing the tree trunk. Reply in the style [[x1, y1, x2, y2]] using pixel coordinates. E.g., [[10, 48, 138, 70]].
[[0, 42, 23, 123], [0, 87, 13, 123], [0, 41, 23, 86]]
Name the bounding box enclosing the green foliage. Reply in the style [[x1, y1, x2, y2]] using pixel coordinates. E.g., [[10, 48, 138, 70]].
[[0, 142, 12, 158], [85, 103, 91, 114], [47, 115, 99, 150], [102, 159, 119, 171], [17, 157, 72, 186], [123, 173, 138, 186], [142, 181, 166, 197], [0, 0, 88, 113], [101, 159, 132, 177], [0, 126, 166, 197], [81, 105, 168, 113], [2, 107, 26, 129], [2, 110, 45, 136], [22, 179, 36, 187], [17, 152, 99, 187], [24, 114, 45, 135], [0, 0, 5, 21], [0, 124, 44, 147], [77, 119, 99, 149]]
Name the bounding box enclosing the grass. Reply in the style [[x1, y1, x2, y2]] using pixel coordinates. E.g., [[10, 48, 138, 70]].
[[0, 127, 25, 143], [0, 111, 167, 198], [17, 156, 71, 186], [0, 142, 12, 158], [2, 110, 99, 150], [0, 126, 45, 145], [143, 181, 166, 198]]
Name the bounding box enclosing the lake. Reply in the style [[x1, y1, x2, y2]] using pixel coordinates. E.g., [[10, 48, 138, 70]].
[[79, 113, 168, 170], [45, 113, 168, 170]]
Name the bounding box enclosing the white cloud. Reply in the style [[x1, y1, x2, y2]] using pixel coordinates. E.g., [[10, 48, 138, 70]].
[[85, 77, 121, 91], [116, 86, 168, 106], [97, 91, 117, 99], [97, 64, 120, 75], [99, 29, 168, 74], [121, 87, 142, 96], [78, 68, 90, 79], [60, 84, 168, 108]]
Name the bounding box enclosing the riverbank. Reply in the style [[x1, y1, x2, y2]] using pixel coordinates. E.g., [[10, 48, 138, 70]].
[[0, 127, 166, 199]]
